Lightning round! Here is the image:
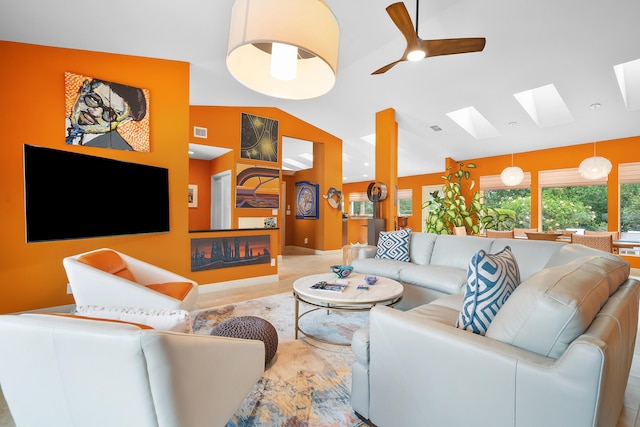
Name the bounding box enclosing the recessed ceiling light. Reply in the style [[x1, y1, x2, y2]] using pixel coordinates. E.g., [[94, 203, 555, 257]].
[[363, 174, 368, 178], [508, 121, 518, 126], [364, 162, 369, 166], [589, 103, 601, 109]]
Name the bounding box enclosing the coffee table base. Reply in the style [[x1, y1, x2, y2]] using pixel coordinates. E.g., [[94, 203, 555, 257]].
[[294, 292, 402, 346]]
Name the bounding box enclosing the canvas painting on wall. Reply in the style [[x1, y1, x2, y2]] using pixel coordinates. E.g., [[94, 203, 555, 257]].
[[295, 181, 319, 219], [191, 235, 271, 271], [236, 163, 280, 208], [240, 113, 278, 162], [65, 72, 150, 152]]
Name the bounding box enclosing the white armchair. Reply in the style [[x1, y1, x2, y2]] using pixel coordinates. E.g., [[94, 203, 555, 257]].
[[63, 248, 199, 311], [0, 313, 264, 427]]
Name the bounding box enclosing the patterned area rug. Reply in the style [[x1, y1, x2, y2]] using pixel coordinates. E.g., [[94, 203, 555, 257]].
[[192, 292, 368, 427]]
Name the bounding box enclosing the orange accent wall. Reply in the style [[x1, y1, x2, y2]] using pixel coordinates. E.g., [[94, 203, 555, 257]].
[[188, 158, 214, 230], [189, 106, 343, 252], [0, 41, 191, 314]]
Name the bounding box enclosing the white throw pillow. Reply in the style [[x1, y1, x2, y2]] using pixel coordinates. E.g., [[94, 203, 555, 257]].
[[75, 305, 193, 333]]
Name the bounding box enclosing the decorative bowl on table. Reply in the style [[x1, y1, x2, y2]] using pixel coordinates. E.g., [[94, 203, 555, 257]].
[[330, 265, 353, 278], [364, 275, 378, 286]]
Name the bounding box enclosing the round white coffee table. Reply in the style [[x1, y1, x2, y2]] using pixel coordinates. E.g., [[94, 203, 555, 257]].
[[293, 272, 403, 345]]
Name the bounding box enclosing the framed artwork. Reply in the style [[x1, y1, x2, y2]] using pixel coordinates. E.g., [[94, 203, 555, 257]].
[[64, 72, 150, 152], [240, 113, 278, 162], [236, 163, 280, 208], [188, 184, 198, 208], [191, 235, 271, 271], [295, 181, 319, 219]]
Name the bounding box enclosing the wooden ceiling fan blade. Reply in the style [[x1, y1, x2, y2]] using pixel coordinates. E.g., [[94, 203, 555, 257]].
[[386, 2, 418, 46], [424, 37, 486, 57], [372, 59, 406, 75]]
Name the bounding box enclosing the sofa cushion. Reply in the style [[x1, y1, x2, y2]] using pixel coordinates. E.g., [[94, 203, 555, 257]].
[[399, 264, 468, 294], [430, 235, 494, 270], [489, 239, 564, 282], [75, 305, 193, 333], [376, 229, 412, 262], [457, 246, 521, 335], [408, 232, 438, 265], [352, 258, 406, 281], [485, 256, 617, 358], [406, 293, 463, 326]]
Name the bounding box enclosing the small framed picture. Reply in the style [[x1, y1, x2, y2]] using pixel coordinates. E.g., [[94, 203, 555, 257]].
[[188, 184, 198, 208]]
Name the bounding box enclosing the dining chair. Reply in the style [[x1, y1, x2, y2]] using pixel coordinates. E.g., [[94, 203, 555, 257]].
[[585, 230, 620, 240], [453, 226, 467, 236], [485, 229, 515, 239], [570, 233, 614, 253]]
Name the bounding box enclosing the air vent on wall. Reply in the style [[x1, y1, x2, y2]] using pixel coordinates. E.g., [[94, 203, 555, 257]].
[[430, 125, 443, 132], [193, 126, 208, 138]]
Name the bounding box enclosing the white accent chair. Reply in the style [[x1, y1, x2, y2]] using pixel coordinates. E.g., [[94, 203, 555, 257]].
[[0, 313, 264, 427], [63, 248, 199, 311]]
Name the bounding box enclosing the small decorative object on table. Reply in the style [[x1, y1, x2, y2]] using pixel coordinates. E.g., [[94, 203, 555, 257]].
[[330, 265, 353, 278], [364, 275, 379, 286]]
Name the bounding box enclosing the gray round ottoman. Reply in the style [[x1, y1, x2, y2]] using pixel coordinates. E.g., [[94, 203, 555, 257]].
[[210, 316, 278, 366]]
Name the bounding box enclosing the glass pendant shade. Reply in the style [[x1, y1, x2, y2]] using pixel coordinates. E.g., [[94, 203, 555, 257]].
[[226, 0, 339, 100], [500, 166, 525, 186], [578, 156, 612, 180]]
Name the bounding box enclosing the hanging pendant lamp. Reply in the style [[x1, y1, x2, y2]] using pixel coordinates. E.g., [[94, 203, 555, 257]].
[[500, 153, 524, 186], [226, 0, 339, 100], [578, 142, 612, 180]]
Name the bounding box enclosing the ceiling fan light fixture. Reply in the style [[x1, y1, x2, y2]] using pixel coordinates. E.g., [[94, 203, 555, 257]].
[[407, 49, 426, 62], [226, 0, 339, 100]]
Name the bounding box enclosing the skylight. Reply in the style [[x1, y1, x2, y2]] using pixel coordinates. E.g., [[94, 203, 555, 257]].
[[446, 106, 502, 140], [513, 83, 573, 128], [614, 58, 640, 111]]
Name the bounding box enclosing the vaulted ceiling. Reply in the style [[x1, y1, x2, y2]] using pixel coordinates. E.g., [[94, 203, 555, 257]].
[[2, 0, 639, 182]]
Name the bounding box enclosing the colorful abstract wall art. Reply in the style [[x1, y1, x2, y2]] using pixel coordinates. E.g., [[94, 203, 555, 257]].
[[65, 72, 150, 152], [236, 163, 280, 208], [240, 113, 278, 162], [295, 181, 319, 219], [191, 235, 271, 271]]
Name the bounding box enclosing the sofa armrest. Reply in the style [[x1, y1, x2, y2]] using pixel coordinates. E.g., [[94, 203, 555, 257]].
[[368, 305, 607, 427], [142, 332, 264, 427]]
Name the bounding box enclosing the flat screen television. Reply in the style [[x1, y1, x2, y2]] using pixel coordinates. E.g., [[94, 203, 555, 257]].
[[24, 145, 170, 242]]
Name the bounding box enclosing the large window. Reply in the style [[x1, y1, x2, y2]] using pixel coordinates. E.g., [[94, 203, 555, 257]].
[[348, 192, 373, 217], [397, 189, 412, 216], [620, 163, 640, 233], [480, 174, 532, 229], [539, 168, 608, 231]]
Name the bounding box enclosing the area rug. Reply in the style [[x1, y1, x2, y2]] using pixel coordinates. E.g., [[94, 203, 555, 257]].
[[192, 292, 368, 427]]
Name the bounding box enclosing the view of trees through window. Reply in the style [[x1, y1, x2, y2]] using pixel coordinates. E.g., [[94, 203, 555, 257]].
[[621, 183, 640, 232], [541, 186, 608, 231], [483, 189, 531, 229]]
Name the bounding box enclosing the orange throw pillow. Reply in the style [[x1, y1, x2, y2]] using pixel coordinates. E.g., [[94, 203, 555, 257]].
[[146, 282, 194, 301], [77, 250, 137, 282]]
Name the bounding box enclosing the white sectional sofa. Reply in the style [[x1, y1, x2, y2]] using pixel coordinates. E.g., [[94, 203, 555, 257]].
[[351, 233, 639, 426]]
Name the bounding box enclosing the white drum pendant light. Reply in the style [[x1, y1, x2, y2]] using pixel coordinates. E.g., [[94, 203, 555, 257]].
[[578, 142, 612, 180], [500, 153, 524, 186], [226, 0, 339, 100]]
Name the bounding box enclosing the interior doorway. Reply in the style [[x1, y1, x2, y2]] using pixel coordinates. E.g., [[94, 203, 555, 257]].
[[211, 170, 231, 229]]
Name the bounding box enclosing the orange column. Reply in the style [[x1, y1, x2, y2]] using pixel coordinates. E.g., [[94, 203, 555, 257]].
[[375, 108, 398, 231]]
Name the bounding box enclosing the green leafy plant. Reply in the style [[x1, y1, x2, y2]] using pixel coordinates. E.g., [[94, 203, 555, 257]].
[[481, 207, 516, 231], [422, 161, 483, 235]]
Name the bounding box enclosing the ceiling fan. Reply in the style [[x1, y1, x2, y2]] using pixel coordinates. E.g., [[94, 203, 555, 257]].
[[372, 1, 486, 75]]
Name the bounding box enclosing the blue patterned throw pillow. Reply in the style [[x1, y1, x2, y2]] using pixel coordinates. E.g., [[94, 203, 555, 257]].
[[457, 246, 521, 335], [375, 229, 412, 262]]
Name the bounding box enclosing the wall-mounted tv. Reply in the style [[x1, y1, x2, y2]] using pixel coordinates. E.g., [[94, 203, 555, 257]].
[[24, 145, 170, 242]]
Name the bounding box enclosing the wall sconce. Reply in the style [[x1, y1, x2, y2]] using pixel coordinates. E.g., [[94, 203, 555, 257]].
[[578, 142, 612, 180], [226, 0, 339, 100], [500, 153, 524, 186]]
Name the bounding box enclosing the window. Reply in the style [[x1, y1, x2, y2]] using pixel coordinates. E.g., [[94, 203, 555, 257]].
[[620, 163, 640, 233], [397, 189, 412, 216], [348, 192, 373, 217], [480, 174, 532, 228], [539, 168, 608, 231]]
